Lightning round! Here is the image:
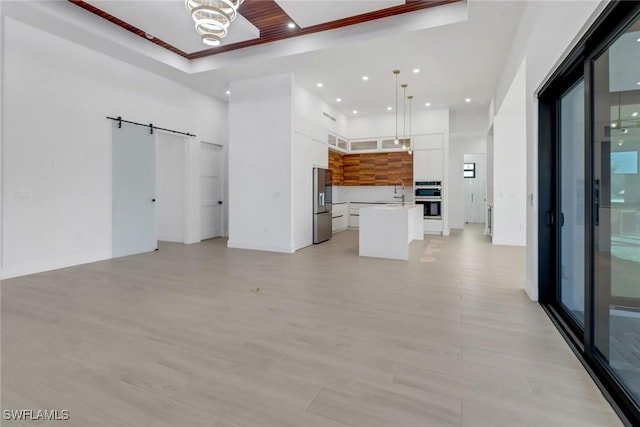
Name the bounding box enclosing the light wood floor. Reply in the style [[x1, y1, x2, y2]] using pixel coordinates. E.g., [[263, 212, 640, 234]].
[[1, 225, 623, 427]]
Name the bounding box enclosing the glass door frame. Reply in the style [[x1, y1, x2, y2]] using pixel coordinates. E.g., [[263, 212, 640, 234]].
[[539, 63, 586, 345], [538, 2, 640, 425]]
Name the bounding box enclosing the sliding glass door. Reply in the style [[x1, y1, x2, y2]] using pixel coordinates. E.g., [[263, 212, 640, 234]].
[[539, 3, 640, 424], [559, 80, 586, 328], [592, 14, 640, 404]]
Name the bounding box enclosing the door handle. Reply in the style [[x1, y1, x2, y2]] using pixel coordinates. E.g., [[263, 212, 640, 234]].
[[471, 193, 474, 202], [152, 198, 156, 202], [218, 201, 223, 205]]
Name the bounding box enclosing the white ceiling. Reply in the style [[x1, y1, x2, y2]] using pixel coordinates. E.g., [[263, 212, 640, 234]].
[[6, 0, 527, 119], [275, 0, 404, 28], [191, 0, 526, 116]]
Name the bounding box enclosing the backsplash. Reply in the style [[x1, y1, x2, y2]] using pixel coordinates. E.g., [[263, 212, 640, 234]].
[[333, 185, 414, 203]]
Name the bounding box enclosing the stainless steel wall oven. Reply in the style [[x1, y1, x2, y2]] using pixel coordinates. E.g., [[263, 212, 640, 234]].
[[414, 181, 442, 219]]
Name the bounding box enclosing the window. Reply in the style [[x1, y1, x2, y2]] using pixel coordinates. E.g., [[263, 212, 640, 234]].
[[463, 162, 476, 178]]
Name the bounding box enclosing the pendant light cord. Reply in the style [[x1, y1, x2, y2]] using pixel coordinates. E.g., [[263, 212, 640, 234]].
[[393, 70, 400, 143], [401, 84, 408, 144], [408, 95, 413, 154]]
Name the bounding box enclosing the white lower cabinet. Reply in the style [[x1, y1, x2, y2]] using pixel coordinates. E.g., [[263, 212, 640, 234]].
[[348, 203, 378, 229], [332, 203, 349, 233], [424, 219, 443, 234], [349, 205, 359, 228]]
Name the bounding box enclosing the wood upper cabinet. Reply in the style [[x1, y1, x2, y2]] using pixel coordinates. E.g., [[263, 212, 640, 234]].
[[342, 151, 413, 186], [329, 150, 344, 185]]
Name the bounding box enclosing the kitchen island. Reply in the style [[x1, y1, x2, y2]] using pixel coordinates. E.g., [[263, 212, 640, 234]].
[[359, 204, 423, 260]]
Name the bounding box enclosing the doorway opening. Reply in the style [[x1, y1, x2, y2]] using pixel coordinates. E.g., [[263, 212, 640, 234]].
[[200, 142, 224, 241], [463, 153, 487, 226]]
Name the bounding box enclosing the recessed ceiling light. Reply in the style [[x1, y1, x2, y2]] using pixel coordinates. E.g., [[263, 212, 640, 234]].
[[336, 98, 342, 103], [317, 83, 323, 88], [637, 37, 640, 42], [362, 76, 369, 81], [287, 22, 296, 29], [225, 90, 231, 95], [145, 33, 155, 40], [637, 82, 640, 85], [632, 112, 639, 117], [465, 98, 471, 103], [352, 110, 358, 114], [621, 128, 629, 134], [612, 122, 617, 128], [387, 106, 392, 111], [425, 102, 431, 107], [413, 68, 420, 74]]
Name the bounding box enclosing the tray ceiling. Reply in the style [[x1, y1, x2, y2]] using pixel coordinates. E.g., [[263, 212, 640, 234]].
[[73, 0, 459, 59], [274, 0, 404, 28]]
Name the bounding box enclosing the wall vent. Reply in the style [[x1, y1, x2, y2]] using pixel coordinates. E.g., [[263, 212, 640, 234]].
[[323, 112, 336, 122]]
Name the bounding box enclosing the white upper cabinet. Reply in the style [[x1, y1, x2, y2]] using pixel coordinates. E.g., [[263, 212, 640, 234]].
[[349, 139, 378, 152], [413, 148, 443, 181], [380, 138, 410, 150], [412, 133, 443, 151], [412, 133, 444, 181], [328, 132, 349, 152]]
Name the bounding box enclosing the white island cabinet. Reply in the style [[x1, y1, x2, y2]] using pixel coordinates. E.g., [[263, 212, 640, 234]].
[[359, 205, 423, 260]]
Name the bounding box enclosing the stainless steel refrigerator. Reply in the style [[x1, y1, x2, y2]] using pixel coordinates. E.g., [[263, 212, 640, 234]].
[[313, 167, 332, 244]]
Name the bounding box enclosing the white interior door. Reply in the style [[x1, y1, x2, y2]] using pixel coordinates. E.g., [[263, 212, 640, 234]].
[[112, 122, 157, 257], [200, 142, 223, 240], [464, 153, 487, 224]]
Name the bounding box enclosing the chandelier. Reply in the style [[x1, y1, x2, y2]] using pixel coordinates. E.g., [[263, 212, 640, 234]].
[[185, 0, 244, 47]]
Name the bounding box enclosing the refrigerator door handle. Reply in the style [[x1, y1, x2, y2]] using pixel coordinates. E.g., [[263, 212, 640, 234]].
[[319, 192, 325, 206]]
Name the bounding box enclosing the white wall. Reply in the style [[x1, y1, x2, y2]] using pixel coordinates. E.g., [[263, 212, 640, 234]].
[[156, 132, 187, 243], [228, 77, 333, 253], [228, 73, 294, 253], [493, 58, 527, 247], [347, 108, 449, 139], [1, 17, 227, 279], [293, 78, 349, 139], [493, 0, 607, 300], [450, 108, 489, 136]]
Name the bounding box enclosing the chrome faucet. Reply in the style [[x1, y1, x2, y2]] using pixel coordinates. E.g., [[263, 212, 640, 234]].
[[394, 180, 405, 206]]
